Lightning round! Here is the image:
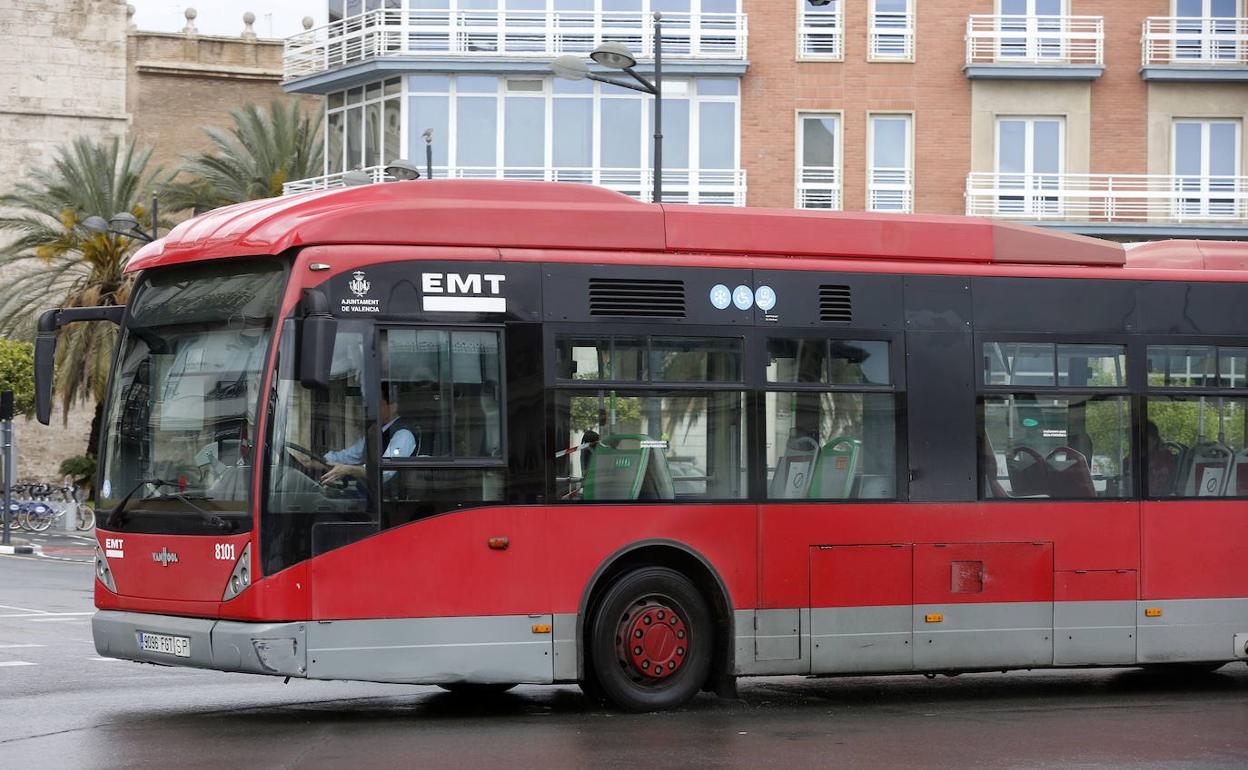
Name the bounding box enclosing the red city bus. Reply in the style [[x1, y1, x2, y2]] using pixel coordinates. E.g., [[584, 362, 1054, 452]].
[[34, 181, 1248, 711]]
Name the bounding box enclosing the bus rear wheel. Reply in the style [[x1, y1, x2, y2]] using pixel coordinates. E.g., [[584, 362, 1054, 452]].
[[589, 566, 712, 713]]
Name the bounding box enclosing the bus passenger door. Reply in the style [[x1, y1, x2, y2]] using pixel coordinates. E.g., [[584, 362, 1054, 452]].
[[913, 542, 1054, 670], [810, 545, 914, 674]]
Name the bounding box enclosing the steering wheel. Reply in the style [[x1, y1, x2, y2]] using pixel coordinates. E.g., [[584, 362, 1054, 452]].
[[282, 441, 330, 480]]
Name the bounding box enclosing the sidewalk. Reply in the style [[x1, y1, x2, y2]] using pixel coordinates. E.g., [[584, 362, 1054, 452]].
[[0, 529, 95, 562]]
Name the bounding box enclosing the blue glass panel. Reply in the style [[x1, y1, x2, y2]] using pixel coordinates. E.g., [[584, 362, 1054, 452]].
[[409, 95, 449, 167], [554, 98, 594, 167], [457, 97, 498, 166], [505, 97, 546, 167], [697, 78, 738, 96], [699, 102, 735, 169], [601, 98, 643, 168]]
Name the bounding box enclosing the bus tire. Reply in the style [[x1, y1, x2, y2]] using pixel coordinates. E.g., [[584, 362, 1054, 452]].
[[436, 682, 517, 696], [589, 566, 712, 713]]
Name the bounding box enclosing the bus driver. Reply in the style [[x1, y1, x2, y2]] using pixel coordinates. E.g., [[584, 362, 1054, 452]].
[[316, 383, 419, 484]]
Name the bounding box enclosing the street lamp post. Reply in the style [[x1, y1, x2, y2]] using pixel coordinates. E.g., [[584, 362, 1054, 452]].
[[551, 12, 664, 204]]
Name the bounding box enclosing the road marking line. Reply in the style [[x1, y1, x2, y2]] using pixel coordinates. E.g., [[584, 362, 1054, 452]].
[[0, 604, 47, 614], [0, 661, 37, 667], [0, 644, 45, 649], [0, 612, 94, 619], [88, 657, 124, 662], [29, 618, 88, 623]]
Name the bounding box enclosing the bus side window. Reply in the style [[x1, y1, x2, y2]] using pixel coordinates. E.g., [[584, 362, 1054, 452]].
[[1146, 396, 1248, 498], [380, 329, 505, 527]]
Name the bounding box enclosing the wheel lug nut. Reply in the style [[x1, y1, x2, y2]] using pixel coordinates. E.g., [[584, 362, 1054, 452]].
[[634, 646, 643, 655], [635, 630, 643, 639], [677, 647, 684, 656], [657, 611, 665, 620], [642, 660, 650, 669], [676, 630, 685, 639], [643, 616, 651, 625]]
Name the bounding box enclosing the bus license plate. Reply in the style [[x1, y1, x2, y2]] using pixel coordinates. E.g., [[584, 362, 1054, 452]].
[[139, 632, 190, 658]]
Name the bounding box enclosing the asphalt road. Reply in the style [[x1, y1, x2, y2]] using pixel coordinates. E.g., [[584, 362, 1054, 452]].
[[1, 550, 1246, 769]]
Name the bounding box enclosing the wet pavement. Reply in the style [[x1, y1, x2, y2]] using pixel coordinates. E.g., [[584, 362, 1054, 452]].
[[1, 554, 1246, 769]]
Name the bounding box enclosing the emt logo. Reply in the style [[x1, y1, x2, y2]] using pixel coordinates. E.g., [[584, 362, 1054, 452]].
[[421, 272, 507, 313]]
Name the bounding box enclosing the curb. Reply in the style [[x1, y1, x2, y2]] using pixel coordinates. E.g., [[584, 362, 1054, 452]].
[[0, 544, 36, 555]]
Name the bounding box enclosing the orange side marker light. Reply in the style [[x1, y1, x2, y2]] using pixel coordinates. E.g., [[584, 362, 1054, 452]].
[[925, 613, 944, 623], [1145, 607, 1162, 618], [488, 537, 509, 550], [532, 624, 552, 634]]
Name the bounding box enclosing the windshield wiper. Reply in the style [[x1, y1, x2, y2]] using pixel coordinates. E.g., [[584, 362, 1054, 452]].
[[150, 483, 232, 531], [106, 478, 232, 531]]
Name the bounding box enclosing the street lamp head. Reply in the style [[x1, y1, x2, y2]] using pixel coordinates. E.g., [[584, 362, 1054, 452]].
[[109, 212, 141, 232], [384, 159, 422, 182], [590, 42, 637, 70], [422, 128, 434, 145], [342, 169, 373, 187], [550, 54, 590, 81], [81, 216, 111, 234]]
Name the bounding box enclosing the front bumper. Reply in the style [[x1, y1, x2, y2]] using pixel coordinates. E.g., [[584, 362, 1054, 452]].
[[93, 610, 307, 678]]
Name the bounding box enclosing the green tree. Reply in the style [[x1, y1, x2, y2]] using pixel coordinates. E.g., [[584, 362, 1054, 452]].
[[0, 340, 35, 416], [0, 136, 171, 424], [164, 100, 323, 213]]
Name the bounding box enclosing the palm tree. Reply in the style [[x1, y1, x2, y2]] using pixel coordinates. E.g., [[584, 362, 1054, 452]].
[[164, 99, 323, 212], [0, 135, 171, 423]]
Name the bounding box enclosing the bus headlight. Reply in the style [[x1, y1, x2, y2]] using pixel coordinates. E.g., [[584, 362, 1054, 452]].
[[94, 546, 117, 592], [221, 543, 252, 601]]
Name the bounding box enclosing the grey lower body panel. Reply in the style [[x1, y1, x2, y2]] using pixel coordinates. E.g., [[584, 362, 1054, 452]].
[[93, 610, 307, 677], [306, 614, 554, 685], [1137, 598, 1248, 663]]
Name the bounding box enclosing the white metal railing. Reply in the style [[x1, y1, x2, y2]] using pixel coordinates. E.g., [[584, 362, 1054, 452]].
[[799, 8, 843, 60], [966, 15, 1103, 66], [285, 8, 749, 80], [283, 165, 748, 206], [796, 167, 842, 210], [1143, 16, 1248, 66], [870, 11, 914, 60], [966, 172, 1248, 223], [868, 168, 913, 213]]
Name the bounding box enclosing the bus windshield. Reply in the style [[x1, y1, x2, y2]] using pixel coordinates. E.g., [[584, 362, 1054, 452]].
[[97, 259, 286, 535]]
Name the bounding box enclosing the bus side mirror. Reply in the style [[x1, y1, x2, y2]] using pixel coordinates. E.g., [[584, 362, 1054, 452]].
[[299, 289, 337, 390], [34, 306, 125, 425]]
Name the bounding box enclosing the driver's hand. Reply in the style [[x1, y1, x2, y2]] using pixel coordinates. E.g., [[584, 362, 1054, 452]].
[[321, 464, 363, 484]]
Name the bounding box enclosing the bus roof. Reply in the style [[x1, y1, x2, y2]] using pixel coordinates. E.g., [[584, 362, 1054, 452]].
[[127, 181, 1243, 275]]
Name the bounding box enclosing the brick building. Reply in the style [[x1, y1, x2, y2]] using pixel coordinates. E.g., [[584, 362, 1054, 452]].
[[282, 0, 1248, 240]]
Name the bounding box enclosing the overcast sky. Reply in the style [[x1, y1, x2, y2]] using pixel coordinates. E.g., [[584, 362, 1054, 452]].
[[131, 1, 328, 39]]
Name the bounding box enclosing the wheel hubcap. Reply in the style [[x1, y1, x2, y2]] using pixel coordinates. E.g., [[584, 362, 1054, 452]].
[[616, 598, 688, 681]]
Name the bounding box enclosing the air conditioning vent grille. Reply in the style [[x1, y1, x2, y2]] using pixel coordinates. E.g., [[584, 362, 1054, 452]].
[[819, 285, 853, 323], [589, 278, 686, 318]]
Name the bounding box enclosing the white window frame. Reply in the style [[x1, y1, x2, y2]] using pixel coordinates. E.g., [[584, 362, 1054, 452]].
[[995, 0, 1070, 62], [795, 111, 843, 210], [867, 113, 914, 213], [1171, 118, 1244, 219], [1171, 0, 1244, 62], [993, 116, 1066, 217], [403, 74, 741, 206], [798, 0, 845, 61], [325, 78, 404, 176], [869, 0, 915, 61]]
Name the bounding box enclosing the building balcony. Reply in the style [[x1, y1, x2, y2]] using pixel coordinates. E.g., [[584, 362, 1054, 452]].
[[284, 7, 748, 88], [796, 167, 842, 210], [966, 172, 1248, 238], [964, 15, 1104, 80], [284, 165, 748, 206], [1142, 16, 1248, 81]]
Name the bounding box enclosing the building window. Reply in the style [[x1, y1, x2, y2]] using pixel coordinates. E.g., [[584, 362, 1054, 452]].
[[868, 114, 913, 213], [325, 78, 403, 176], [980, 341, 1132, 500], [799, 0, 844, 60], [995, 116, 1064, 217], [1146, 344, 1248, 498], [870, 0, 914, 60], [797, 113, 841, 210], [999, 0, 1067, 61], [395, 74, 740, 205], [1173, 119, 1243, 219], [764, 338, 899, 501], [1174, 0, 1242, 62]]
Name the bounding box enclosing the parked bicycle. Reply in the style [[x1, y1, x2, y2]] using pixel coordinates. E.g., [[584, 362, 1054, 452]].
[[5, 482, 94, 532]]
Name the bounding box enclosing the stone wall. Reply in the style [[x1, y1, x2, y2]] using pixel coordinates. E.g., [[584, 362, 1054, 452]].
[[128, 19, 317, 175], [0, 0, 130, 199]]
